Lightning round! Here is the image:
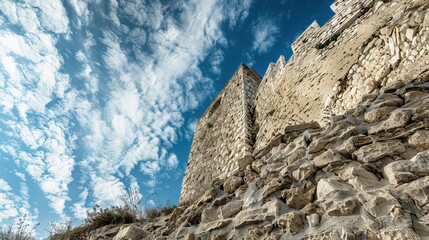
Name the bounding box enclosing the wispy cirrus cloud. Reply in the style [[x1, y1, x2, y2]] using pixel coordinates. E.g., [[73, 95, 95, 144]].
[[251, 18, 280, 54], [0, 0, 253, 234]]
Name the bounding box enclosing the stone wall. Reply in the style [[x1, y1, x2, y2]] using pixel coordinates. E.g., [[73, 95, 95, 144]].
[[179, 64, 261, 205], [253, 0, 429, 154], [181, 0, 429, 206]]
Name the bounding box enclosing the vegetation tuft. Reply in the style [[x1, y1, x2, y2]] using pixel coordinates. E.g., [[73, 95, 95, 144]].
[[315, 34, 339, 49], [48, 206, 137, 240], [0, 215, 38, 240], [144, 205, 176, 219]]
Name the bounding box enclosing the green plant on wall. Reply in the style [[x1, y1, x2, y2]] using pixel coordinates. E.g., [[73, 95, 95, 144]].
[[315, 34, 339, 49]]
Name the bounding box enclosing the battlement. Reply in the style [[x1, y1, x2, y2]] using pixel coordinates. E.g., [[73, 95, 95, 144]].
[[292, 0, 373, 55]]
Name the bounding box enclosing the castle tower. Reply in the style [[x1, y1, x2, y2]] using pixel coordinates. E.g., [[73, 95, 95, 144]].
[[179, 63, 261, 205]]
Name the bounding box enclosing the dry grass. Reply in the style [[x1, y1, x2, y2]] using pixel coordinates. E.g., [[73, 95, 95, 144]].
[[144, 205, 176, 219], [49, 206, 137, 240]]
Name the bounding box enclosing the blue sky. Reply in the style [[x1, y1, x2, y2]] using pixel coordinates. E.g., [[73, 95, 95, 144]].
[[0, 0, 333, 238]]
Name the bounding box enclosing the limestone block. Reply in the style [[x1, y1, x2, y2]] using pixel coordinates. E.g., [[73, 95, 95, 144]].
[[113, 225, 148, 240], [399, 176, 429, 207], [316, 178, 353, 201], [284, 121, 321, 134], [262, 177, 289, 198], [368, 109, 412, 135], [338, 162, 379, 190], [353, 140, 406, 163], [372, 93, 404, 108], [364, 106, 397, 123], [201, 219, 231, 233], [408, 130, 429, 150], [253, 134, 283, 159], [220, 200, 243, 219], [384, 150, 429, 186], [314, 149, 344, 168], [322, 197, 357, 216], [277, 211, 304, 234], [357, 190, 401, 218], [292, 161, 316, 181], [223, 176, 243, 194], [286, 148, 306, 165], [234, 200, 280, 228], [201, 207, 219, 223], [282, 181, 315, 209]]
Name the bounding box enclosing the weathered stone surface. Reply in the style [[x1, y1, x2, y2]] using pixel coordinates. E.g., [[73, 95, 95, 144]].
[[377, 228, 420, 240], [234, 200, 280, 228], [314, 149, 344, 168], [384, 150, 429, 186], [323, 197, 357, 216], [223, 176, 243, 194], [409, 130, 429, 150], [201, 219, 231, 233], [283, 181, 315, 209], [368, 109, 412, 135], [364, 106, 397, 123], [262, 177, 288, 198], [113, 225, 148, 240], [338, 162, 379, 190], [220, 200, 243, 219], [399, 176, 429, 207], [201, 207, 219, 223], [317, 178, 353, 201], [341, 227, 356, 240], [277, 211, 304, 234], [353, 140, 406, 163], [357, 190, 401, 218], [292, 161, 316, 181]]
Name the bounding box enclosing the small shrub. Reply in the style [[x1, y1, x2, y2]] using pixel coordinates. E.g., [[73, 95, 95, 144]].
[[120, 186, 143, 219], [144, 205, 176, 219], [45, 219, 72, 237], [49, 206, 137, 240], [85, 206, 137, 228], [159, 205, 176, 215], [315, 34, 339, 49], [144, 207, 160, 219], [0, 215, 37, 240]]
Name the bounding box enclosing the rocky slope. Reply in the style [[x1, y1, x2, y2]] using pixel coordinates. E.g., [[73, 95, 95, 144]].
[[83, 76, 429, 239]]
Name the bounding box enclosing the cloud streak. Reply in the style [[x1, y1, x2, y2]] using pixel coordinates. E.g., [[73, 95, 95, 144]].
[[251, 18, 280, 54], [0, 0, 253, 233]]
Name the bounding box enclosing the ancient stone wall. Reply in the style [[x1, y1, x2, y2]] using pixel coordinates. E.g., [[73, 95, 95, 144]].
[[253, 0, 429, 154], [179, 64, 261, 205]]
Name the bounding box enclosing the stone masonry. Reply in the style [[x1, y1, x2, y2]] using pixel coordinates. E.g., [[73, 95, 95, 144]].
[[181, 0, 429, 205], [180, 64, 261, 205]]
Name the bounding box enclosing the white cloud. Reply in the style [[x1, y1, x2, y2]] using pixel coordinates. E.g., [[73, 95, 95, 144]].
[[0, 0, 254, 232], [251, 18, 280, 54]]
